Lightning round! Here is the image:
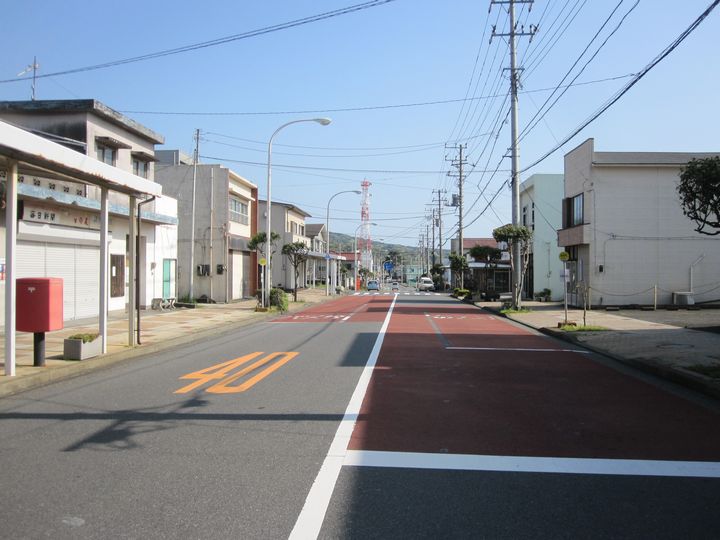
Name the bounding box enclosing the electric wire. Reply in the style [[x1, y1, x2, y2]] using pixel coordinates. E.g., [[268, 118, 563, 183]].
[[518, 0, 639, 143], [521, 0, 720, 173], [1, 0, 397, 84]]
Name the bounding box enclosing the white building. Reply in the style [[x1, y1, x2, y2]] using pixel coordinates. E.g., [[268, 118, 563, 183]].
[[519, 173, 564, 301], [557, 138, 720, 307], [0, 100, 178, 323], [155, 151, 258, 302]]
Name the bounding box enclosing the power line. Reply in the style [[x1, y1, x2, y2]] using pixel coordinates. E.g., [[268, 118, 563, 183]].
[[522, 0, 720, 173], [118, 74, 632, 117], [201, 137, 454, 159], [518, 0, 640, 142], [205, 132, 452, 151], [199, 154, 506, 174], [1, 0, 397, 84], [523, 0, 588, 77]]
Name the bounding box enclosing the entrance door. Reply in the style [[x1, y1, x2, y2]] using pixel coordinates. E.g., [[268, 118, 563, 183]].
[[163, 259, 176, 299], [232, 251, 243, 300], [110, 254, 125, 298]]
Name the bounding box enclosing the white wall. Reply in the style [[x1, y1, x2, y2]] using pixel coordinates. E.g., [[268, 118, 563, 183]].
[[590, 164, 720, 305], [520, 174, 565, 301]]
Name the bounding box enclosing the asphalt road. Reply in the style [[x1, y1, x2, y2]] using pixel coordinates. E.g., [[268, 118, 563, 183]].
[[0, 293, 389, 539], [1, 288, 719, 539]]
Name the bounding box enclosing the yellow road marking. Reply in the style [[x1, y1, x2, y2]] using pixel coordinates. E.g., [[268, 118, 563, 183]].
[[174, 352, 299, 394], [208, 352, 299, 393]]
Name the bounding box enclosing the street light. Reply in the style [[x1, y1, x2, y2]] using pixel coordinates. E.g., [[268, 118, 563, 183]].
[[353, 222, 377, 291], [265, 117, 331, 308], [325, 190, 361, 296]]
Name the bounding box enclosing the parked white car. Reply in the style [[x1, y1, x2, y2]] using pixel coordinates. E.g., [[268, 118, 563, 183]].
[[417, 277, 435, 291]]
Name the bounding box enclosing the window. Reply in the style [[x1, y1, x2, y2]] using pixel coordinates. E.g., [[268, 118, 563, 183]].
[[522, 205, 528, 226], [132, 158, 149, 178], [96, 144, 116, 165], [572, 194, 584, 226], [229, 197, 249, 224], [563, 193, 584, 228], [531, 202, 535, 229]]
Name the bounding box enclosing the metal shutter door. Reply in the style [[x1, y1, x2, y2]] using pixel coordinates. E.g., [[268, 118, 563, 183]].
[[74, 245, 100, 319], [17, 241, 77, 320], [45, 243, 79, 320]]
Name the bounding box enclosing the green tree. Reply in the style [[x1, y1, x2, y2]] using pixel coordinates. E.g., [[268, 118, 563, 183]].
[[248, 231, 281, 261], [469, 245, 502, 294], [493, 224, 533, 308], [448, 252, 469, 289], [678, 156, 720, 236], [469, 245, 502, 263], [429, 262, 444, 290], [281, 241, 309, 301]]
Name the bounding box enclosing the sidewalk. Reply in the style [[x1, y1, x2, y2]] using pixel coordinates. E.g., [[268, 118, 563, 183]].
[[479, 301, 720, 400], [0, 288, 333, 399]]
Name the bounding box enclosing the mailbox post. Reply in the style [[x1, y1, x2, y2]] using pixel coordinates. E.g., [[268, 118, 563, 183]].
[[16, 278, 64, 367]]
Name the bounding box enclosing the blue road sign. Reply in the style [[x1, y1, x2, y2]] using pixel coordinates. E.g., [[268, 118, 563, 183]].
[[383, 261, 394, 272]]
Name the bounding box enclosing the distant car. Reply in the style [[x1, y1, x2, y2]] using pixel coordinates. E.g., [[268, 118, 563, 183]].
[[367, 279, 380, 291], [417, 277, 435, 291], [391, 281, 399, 291]]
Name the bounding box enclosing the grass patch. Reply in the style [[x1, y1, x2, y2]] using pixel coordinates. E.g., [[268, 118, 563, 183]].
[[501, 308, 532, 314], [67, 333, 99, 343], [686, 365, 720, 379], [559, 325, 607, 332]]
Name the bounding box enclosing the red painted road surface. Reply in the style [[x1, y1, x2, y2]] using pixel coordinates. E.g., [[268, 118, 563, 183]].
[[349, 298, 720, 461], [273, 295, 392, 324]]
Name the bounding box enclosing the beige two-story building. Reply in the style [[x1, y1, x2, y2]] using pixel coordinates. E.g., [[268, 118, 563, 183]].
[[155, 151, 258, 302], [558, 138, 720, 307]]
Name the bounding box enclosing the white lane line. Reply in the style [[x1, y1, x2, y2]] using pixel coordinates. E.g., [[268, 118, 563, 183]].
[[343, 450, 720, 478], [289, 295, 398, 539], [446, 346, 590, 353]]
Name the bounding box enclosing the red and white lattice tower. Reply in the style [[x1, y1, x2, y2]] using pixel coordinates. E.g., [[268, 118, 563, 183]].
[[359, 179, 372, 271]]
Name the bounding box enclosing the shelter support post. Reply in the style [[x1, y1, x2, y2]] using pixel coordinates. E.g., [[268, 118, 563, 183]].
[[4, 160, 18, 376], [99, 187, 109, 354]]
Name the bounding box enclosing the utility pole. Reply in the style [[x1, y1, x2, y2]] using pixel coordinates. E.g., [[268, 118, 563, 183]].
[[446, 144, 467, 288], [425, 222, 430, 271], [189, 128, 200, 301], [427, 212, 437, 268], [432, 189, 446, 269], [491, 0, 537, 308]]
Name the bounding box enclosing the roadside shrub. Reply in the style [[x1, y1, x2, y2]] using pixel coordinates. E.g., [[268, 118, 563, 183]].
[[67, 333, 99, 343], [270, 287, 289, 311], [456, 288, 470, 298]]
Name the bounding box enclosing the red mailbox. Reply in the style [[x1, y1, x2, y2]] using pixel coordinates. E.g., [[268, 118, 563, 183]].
[[16, 277, 64, 332]]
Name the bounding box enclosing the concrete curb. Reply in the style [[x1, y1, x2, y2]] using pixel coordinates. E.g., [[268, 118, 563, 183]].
[[483, 305, 720, 401], [0, 295, 333, 400]]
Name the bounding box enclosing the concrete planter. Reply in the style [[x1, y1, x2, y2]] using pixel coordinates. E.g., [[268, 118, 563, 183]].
[[63, 337, 102, 361]]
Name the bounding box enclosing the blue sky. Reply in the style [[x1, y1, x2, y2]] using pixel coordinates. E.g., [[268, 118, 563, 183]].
[[1, 1, 718, 248]]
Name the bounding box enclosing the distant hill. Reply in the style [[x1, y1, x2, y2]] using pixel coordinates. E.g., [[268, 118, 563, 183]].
[[329, 232, 421, 264]]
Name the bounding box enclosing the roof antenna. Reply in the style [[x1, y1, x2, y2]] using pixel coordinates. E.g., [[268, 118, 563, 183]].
[[17, 56, 39, 101]]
